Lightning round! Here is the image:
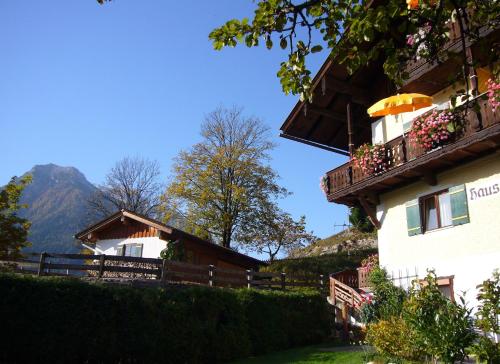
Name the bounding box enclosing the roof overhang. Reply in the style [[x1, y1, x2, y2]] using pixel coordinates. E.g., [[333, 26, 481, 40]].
[[74, 209, 173, 240], [280, 56, 392, 155]]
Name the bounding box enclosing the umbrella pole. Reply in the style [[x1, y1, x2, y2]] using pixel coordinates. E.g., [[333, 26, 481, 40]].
[[347, 100, 354, 157]]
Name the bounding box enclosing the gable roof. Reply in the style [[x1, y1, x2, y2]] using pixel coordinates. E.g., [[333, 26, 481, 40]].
[[75, 209, 265, 266]]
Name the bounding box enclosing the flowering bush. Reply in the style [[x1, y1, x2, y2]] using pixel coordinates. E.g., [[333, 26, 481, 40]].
[[355, 292, 373, 307], [361, 254, 379, 270], [406, 24, 431, 60], [319, 175, 329, 195], [487, 78, 500, 112], [409, 109, 460, 151], [352, 143, 388, 175]]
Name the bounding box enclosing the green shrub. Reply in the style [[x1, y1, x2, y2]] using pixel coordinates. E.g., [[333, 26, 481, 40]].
[[360, 267, 406, 324], [264, 248, 377, 276], [470, 270, 500, 364], [0, 273, 329, 363], [366, 317, 424, 362], [403, 271, 476, 364]]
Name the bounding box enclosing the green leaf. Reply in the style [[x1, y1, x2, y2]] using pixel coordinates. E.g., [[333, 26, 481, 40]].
[[265, 35, 273, 50], [280, 38, 287, 49], [311, 45, 323, 53]]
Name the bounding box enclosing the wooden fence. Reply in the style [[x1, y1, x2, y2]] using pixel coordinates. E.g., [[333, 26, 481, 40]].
[[1, 253, 327, 291]]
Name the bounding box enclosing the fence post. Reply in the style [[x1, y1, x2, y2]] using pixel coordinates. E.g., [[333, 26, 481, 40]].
[[37, 252, 47, 277], [209, 265, 215, 287], [281, 272, 286, 290], [98, 254, 106, 278], [160, 259, 168, 285], [246, 269, 253, 289], [341, 302, 349, 341], [331, 276, 337, 306]]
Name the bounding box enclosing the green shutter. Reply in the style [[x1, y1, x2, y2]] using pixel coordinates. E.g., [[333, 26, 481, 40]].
[[406, 199, 422, 236], [449, 184, 470, 226], [403, 119, 412, 133]]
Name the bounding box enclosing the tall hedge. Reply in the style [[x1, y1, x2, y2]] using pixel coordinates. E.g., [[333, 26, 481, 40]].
[[0, 274, 330, 363]]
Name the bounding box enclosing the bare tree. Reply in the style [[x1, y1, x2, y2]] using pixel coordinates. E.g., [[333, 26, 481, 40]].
[[89, 156, 162, 218], [238, 202, 318, 262]]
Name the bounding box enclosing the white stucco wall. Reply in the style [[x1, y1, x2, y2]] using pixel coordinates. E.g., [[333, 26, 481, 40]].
[[95, 237, 167, 259], [377, 153, 500, 308]]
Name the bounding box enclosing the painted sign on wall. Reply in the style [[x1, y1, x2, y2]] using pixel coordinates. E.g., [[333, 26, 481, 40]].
[[469, 182, 500, 201]]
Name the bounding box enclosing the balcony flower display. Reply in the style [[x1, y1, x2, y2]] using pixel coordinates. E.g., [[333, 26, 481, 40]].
[[319, 174, 329, 195], [409, 109, 460, 151], [353, 143, 388, 175], [487, 78, 500, 112]]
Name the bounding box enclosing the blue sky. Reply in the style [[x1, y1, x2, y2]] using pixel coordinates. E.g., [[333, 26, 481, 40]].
[[1, 1, 349, 242]]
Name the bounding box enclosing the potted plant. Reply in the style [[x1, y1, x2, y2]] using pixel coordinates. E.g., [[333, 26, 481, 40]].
[[487, 78, 499, 112], [353, 143, 388, 175], [409, 108, 460, 151], [319, 174, 330, 195]]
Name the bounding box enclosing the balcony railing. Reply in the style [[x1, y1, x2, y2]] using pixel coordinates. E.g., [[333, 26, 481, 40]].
[[326, 96, 499, 197]]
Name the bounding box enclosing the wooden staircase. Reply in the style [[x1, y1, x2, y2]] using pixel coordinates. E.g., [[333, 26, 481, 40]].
[[328, 271, 366, 339], [328, 275, 363, 311]]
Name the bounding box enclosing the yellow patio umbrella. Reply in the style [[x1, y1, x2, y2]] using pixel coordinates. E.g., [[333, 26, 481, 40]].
[[367, 93, 433, 117]]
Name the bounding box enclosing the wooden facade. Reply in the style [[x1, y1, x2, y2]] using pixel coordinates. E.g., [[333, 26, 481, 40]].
[[75, 210, 264, 271]]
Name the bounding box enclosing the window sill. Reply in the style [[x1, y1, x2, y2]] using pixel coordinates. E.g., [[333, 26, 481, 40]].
[[423, 224, 454, 234]]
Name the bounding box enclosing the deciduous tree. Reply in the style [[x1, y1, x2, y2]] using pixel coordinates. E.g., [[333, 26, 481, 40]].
[[239, 204, 317, 262], [349, 206, 374, 233], [0, 176, 32, 259], [208, 0, 499, 100], [88, 156, 162, 218], [162, 106, 288, 249]]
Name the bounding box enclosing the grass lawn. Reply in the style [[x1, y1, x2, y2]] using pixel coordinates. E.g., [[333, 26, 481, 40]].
[[230, 345, 380, 364]]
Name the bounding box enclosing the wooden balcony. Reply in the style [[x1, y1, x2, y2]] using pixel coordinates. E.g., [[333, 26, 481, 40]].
[[325, 96, 500, 206]]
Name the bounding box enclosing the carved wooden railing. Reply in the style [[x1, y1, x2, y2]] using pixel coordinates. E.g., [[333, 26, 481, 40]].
[[329, 276, 363, 311], [326, 96, 499, 196], [331, 269, 358, 288], [357, 267, 371, 289]]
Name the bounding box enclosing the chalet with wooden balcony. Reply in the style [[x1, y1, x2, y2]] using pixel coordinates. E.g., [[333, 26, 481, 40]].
[[280, 19, 500, 308]]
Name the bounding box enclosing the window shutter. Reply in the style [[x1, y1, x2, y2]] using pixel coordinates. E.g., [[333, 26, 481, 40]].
[[406, 199, 422, 236], [449, 184, 470, 226], [403, 119, 412, 133], [136, 244, 143, 258]]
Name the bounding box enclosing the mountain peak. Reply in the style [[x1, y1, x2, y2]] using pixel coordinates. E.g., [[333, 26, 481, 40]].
[[17, 164, 98, 253]]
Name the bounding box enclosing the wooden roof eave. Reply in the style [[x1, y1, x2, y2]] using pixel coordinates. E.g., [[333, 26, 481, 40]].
[[74, 209, 173, 240]]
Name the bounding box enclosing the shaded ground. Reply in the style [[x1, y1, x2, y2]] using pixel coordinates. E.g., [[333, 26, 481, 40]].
[[230, 345, 378, 364]]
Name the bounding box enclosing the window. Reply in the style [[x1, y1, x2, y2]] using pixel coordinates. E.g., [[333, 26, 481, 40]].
[[420, 275, 455, 302], [405, 184, 469, 237], [422, 190, 453, 232], [117, 244, 143, 257]]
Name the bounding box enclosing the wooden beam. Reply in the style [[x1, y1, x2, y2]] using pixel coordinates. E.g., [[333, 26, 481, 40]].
[[414, 168, 437, 186], [358, 195, 381, 230], [307, 104, 346, 122], [322, 75, 373, 105], [480, 140, 499, 148], [365, 191, 380, 205], [305, 116, 323, 139], [458, 148, 478, 157], [279, 133, 350, 156]]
